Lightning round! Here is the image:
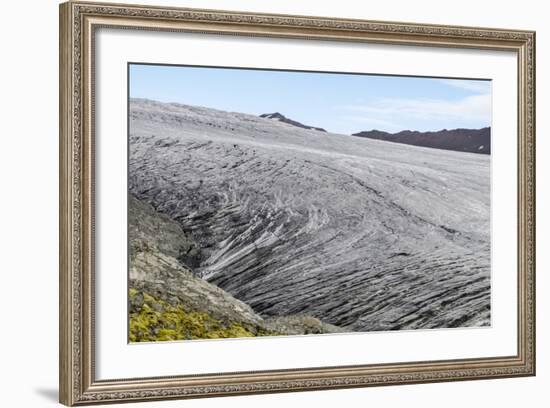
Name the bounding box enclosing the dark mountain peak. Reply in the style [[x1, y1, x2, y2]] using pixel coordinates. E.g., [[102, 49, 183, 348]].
[[260, 112, 326, 132], [260, 112, 286, 120], [352, 127, 491, 154]]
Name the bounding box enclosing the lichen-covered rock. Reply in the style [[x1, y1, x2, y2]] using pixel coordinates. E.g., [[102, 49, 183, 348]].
[[129, 193, 344, 341], [129, 288, 278, 342], [129, 193, 263, 326]]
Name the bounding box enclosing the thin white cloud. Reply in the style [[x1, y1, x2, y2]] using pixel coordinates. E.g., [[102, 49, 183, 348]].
[[338, 93, 491, 131], [437, 79, 491, 94]]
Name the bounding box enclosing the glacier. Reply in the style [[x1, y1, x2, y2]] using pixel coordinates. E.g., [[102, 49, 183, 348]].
[[128, 98, 491, 332]]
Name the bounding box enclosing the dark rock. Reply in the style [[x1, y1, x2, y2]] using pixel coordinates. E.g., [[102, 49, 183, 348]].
[[352, 127, 491, 154], [260, 112, 326, 132]]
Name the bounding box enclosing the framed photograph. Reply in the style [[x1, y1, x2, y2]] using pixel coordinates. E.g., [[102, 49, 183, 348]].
[[59, 1, 536, 405]]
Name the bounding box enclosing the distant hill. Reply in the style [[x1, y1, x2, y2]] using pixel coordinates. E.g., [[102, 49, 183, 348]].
[[352, 127, 491, 154], [260, 112, 327, 132]]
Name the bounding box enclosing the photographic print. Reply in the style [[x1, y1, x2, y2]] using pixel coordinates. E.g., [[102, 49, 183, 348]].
[[128, 64, 491, 343]]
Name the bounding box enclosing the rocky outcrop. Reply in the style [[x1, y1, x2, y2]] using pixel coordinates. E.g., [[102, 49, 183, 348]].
[[129, 193, 202, 269], [129, 193, 263, 326]]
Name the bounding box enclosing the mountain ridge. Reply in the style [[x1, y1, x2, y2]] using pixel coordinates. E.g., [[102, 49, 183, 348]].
[[352, 127, 491, 154], [260, 112, 327, 132]]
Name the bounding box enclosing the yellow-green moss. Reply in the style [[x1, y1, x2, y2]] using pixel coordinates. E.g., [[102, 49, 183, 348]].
[[129, 288, 278, 342]]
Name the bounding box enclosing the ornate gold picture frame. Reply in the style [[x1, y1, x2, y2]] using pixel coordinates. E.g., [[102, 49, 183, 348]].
[[59, 1, 535, 405]]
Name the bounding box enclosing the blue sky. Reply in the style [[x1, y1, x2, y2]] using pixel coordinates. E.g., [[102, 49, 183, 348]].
[[129, 64, 491, 135]]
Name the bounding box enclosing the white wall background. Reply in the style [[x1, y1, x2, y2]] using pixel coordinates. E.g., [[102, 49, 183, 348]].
[[0, 0, 545, 406]]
